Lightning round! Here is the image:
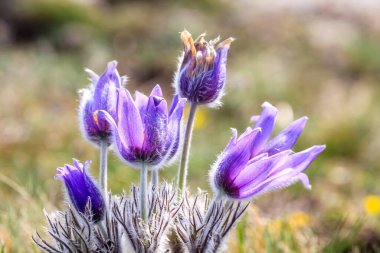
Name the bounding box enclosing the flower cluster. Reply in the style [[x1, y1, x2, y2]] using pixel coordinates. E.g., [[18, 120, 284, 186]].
[[34, 30, 324, 253]]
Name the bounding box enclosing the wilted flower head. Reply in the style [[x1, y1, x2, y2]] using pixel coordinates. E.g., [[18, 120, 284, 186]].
[[79, 61, 126, 146], [55, 160, 105, 222], [174, 191, 248, 253], [210, 102, 325, 199], [96, 85, 186, 168], [113, 184, 180, 252], [174, 30, 234, 106]]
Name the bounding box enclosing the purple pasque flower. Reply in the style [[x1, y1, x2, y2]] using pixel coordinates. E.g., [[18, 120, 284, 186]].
[[79, 60, 126, 146], [210, 102, 326, 200], [174, 30, 234, 106], [96, 85, 186, 168], [55, 160, 105, 222]]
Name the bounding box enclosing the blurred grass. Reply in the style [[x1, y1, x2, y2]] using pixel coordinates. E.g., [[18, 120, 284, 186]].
[[2, 0, 380, 251]]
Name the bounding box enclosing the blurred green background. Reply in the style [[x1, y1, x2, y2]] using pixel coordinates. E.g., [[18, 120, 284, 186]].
[[1, 0, 380, 252]]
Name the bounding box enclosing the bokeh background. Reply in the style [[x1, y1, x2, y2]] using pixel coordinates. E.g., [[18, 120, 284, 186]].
[[1, 0, 380, 252]]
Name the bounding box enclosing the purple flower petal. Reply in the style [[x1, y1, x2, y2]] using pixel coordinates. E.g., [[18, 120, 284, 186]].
[[169, 95, 179, 116], [237, 127, 253, 142], [105, 84, 119, 120], [135, 91, 149, 117], [117, 88, 144, 149], [224, 128, 238, 152], [210, 46, 229, 97], [278, 145, 326, 173], [141, 95, 168, 164], [232, 150, 291, 192], [238, 145, 325, 199], [159, 97, 186, 165], [94, 109, 141, 165], [237, 168, 295, 199], [247, 152, 269, 166], [80, 94, 100, 138], [251, 102, 278, 156], [150, 84, 164, 97], [214, 128, 261, 192], [152, 96, 167, 114], [263, 117, 308, 156], [93, 61, 121, 112], [297, 173, 311, 189]]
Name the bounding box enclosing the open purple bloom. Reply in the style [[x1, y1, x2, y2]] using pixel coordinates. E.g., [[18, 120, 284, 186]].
[[96, 85, 186, 168], [210, 102, 326, 200], [174, 30, 234, 106], [79, 61, 126, 146], [55, 160, 105, 222]]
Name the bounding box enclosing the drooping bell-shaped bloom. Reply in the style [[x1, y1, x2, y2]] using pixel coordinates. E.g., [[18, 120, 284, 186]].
[[210, 102, 326, 200], [174, 30, 234, 106], [79, 61, 127, 146], [55, 160, 105, 222], [96, 85, 186, 168]]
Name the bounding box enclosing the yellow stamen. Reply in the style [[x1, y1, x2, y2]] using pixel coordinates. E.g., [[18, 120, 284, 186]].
[[93, 112, 99, 126], [181, 30, 196, 56], [205, 55, 214, 63]]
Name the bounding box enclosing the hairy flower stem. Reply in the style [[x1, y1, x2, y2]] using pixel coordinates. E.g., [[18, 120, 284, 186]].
[[99, 140, 108, 198], [152, 170, 159, 190], [177, 103, 197, 192], [140, 162, 148, 222]]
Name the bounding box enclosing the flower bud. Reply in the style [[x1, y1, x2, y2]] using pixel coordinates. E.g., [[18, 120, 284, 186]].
[[174, 30, 234, 106], [79, 61, 126, 146], [55, 160, 105, 222]]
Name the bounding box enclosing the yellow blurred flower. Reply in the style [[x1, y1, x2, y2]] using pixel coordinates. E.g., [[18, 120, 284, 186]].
[[363, 195, 380, 215], [184, 106, 208, 130], [267, 218, 282, 235], [287, 211, 311, 229]]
